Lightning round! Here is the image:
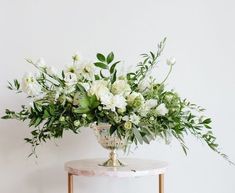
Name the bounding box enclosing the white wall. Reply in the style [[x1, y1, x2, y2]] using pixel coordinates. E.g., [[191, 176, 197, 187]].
[[0, 0, 235, 193]]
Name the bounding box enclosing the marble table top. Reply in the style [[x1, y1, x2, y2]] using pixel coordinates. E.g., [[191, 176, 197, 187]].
[[65, 158, 168, 178]]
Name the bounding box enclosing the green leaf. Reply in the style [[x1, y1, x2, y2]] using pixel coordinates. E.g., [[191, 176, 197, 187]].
[[76, 83, 86, 93], [111, 70, 117, 83], [202, 118, 211, 124], [133, 127, 143, 144], [110, 61, 120, 74], [107, 52, 114, 64], [80, 96, 90, 108], [35, 117, 42, 127], [94, 62, 108, 69], [74, 107, 90, 114], [95, 75, 100, 80], [96, 53, 106, 62]]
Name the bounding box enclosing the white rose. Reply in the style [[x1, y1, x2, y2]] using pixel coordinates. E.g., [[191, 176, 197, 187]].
[[166, 57, 176, 66], [35, 58, 46, 68], [88, 80, 109, 99], [111, 79, 131, 96], [64, 72, 77, 86], [130, 113, 140, 125], [156, 103, 168, 116], [21, 73, 42, 96]]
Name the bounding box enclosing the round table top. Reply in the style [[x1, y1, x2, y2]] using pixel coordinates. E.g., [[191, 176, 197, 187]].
[[65, 158, 168, 178]]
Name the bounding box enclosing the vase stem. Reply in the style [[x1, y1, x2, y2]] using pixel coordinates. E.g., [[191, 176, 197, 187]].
[[100, 149, 125, 167]]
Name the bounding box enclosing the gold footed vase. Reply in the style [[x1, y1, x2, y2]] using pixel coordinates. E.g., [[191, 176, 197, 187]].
[[91, 123, 126, 167]]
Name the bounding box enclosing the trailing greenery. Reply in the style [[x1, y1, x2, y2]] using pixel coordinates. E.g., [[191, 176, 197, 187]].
[[1, 38, 232, 164]]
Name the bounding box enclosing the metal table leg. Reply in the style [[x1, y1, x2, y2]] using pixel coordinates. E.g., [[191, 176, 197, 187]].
[[159, 174, 164, 193], [68, 173, 73, 193]]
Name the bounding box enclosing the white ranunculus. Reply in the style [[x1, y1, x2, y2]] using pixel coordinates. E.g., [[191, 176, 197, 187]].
[[166, 57, 176, 66], [156, 103, 168, 116], [111, 79, 131, 96], [145, 99, 158, 109], [64, 72, 77, 86], [21, 73, 42, 96], [35, 58, 46, 68], [88, 80, 109, 99], [130, 113, 140, 125]]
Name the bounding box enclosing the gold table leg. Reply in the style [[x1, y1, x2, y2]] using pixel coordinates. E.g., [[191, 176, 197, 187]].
[[159, 174, 164, 193], [68, 173, 73, 193]]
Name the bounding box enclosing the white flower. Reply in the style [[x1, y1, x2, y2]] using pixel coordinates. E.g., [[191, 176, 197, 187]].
[[145, 99, 158, 109], [78, 62, 95, 80], [64, 72, 77, 86], [65, 64, 79, 74], [21, 73, 41, 96], [100, 91, 113, 109], [111, 79, 131, 96], [166, 57, 176, 66], [139, 99, 158, 117], [130, 113, 140, 125], [35, 58, 46, 68], [156, 103, 168, 116], [127, 92, 145, 108], [102, 94, 127, 112], [88, 80, 109, 99], [112, 95, 127, 110]]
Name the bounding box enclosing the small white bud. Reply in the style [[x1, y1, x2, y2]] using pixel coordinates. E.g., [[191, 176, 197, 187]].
[[166, 57, 176, 66]]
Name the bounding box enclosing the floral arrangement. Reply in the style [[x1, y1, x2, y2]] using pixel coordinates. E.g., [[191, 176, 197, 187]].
[[1, 38, 231, 162]]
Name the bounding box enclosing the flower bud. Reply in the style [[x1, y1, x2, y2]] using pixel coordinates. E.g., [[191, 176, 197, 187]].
[[166, 57, 176, 66]]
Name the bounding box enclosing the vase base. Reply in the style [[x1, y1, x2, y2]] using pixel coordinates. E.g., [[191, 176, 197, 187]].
[[99, 158, 125, 167]]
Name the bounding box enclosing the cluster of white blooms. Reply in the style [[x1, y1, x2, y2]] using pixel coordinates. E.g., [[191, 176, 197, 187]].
[[21, 73, 42, 96], [88, 80, 127, 112]]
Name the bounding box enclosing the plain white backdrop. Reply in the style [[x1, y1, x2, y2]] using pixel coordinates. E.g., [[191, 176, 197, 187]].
[[0, 0, 235, 193]]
